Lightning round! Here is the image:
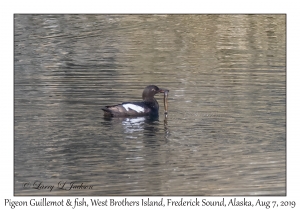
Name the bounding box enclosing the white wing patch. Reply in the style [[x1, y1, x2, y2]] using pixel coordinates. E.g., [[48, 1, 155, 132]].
[[122, 104, 144, 113]]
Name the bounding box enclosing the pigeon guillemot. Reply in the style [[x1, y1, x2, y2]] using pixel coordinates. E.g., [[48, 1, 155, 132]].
[[102, 85, 169, 117]]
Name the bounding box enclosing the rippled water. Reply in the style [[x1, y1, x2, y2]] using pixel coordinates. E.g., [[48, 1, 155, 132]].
[[14, 14, 286, 196]]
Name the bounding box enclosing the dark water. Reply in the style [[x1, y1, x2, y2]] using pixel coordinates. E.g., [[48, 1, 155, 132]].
[[14, 15, 286, 196]]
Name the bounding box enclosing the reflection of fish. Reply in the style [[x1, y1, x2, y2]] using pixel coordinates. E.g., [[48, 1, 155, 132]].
[[102, 85, 169, 117]]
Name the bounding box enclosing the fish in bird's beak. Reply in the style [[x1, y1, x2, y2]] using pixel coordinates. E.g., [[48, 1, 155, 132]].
[[154, 87, 169, 114], [163, 89, 169, 114]]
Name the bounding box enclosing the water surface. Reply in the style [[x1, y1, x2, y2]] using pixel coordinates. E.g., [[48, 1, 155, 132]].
[[14, 14, 286, 196]]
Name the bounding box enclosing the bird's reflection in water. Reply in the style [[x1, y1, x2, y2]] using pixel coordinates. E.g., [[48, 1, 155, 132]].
[[103, 115, 170, 140], [122, 117, 148, 134]]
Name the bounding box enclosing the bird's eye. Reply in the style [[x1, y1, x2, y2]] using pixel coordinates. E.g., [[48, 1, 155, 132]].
[[152, 88, 155, 91]]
